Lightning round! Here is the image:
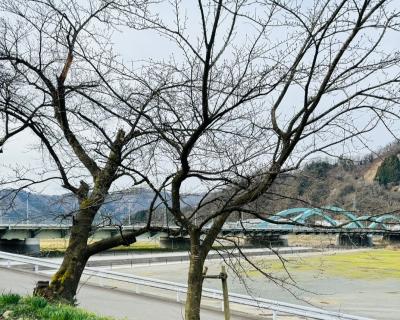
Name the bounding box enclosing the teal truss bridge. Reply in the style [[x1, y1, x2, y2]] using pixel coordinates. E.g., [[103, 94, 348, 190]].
[[227, 206, 400, 231], [0, 206, 399, 252], [220, 206, 400, 247]]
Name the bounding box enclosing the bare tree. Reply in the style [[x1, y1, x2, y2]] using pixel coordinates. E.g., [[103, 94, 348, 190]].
[[113, 1, 400, 319], [1, 1, 400, 318], [0, 0, 160, 301]]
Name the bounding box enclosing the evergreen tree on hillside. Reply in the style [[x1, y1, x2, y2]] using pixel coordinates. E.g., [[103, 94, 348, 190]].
[[305, 160, 335, 178], [374, 155, 400, 186]]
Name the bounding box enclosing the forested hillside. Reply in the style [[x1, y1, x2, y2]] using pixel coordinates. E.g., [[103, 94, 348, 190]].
[[253, 143, 400, 216]]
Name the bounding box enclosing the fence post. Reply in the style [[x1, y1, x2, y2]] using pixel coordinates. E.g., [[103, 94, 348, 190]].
[[176, 289, 180, 302], [272, 310, 277, 320], [220, 266, 230, 320], [202, 266, 230, 320], [34, 265, 39, 273]]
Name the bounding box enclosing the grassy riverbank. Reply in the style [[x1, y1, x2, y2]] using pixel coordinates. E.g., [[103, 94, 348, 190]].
[[251, 248, 400, 279], [0, 294, 112, 320]]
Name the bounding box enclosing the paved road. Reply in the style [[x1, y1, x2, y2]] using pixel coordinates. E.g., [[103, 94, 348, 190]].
[[0, 268, 253, 320]]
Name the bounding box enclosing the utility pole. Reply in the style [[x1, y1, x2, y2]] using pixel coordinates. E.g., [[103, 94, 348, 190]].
[[203, 265, 230, 320], [128, 202, 131, 225], [26, 197, 29, 224]]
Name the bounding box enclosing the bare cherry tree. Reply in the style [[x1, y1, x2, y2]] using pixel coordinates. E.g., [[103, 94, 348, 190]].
[[115, 1, 400, 319], [1, 1, 399, 317], [0, 0, 160, 301]]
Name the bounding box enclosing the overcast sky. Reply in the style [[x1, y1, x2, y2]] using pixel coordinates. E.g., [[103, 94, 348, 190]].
[[1, 1, 400, 195]]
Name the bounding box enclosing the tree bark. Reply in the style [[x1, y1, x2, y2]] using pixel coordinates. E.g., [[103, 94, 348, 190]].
[[185, 232, 206, 320], [34, 201, 145, 302], [34, 208, 93, 302], [48, 224, 91, 301]]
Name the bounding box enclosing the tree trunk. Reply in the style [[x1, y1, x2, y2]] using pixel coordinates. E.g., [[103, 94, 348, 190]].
[[185, 233, 206, 320], [49, 226, 90, 301], [34, 210, 93, 302]]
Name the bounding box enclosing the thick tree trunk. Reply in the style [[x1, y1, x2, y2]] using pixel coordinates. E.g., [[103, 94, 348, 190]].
[[34, 209, 93, 302], [48, 224, 91, 301], [185, 234, 206, 320], [33, 206, 143, 302]]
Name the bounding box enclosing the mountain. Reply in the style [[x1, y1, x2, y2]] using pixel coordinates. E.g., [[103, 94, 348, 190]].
[[251, 142, 400, 216], [0, 188, 202, 224], [2, 142, 400, 224]]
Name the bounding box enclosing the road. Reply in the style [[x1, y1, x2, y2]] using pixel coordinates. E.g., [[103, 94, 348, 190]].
[[0, 268, 254, 320]]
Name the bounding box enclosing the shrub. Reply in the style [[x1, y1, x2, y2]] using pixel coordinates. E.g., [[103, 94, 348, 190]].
[[297, 176, 312, 196], [339, 184, 355, 198], [0, 293, 20, 305]]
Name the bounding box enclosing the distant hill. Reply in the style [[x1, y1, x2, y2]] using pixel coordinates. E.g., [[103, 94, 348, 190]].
[[252, 142, 400, 216], [3, 142, 400, 224], [0, 188, 202, 224]]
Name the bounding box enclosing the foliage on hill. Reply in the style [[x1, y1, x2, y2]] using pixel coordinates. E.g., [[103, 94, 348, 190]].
[[374, 155, 400, 186], [0, 294, 113, 320]]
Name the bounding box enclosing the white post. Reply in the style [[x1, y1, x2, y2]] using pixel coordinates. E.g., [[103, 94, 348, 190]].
[[176, 289, 180, 302], [26, 198, 29, 224], [34, 265, 39, 273], [272, 310, 277, 320], [128, 203, 131, 225]]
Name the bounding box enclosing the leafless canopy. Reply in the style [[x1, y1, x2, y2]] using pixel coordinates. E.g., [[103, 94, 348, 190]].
[[0, 0, 399, 314], [110, 0, 400, 232], [113, 1, 400, 318]]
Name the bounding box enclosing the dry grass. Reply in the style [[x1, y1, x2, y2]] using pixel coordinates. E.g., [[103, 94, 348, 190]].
[[39, 239, 160, 252], [248, 248, 400, 279]]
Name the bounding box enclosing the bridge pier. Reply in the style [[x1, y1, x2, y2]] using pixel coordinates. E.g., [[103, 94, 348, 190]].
[[0, 238, 40, 255], [382, 233, 400, 244], [159, 236, 190, 250], [337, 234, 372, 247], [243, 235, 288, 247]]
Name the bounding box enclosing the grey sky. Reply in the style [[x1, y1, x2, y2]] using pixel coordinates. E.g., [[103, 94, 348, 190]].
[[1, 1, 400, 195]]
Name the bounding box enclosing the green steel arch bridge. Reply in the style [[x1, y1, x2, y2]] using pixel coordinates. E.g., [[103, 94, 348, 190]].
[[222, 206, 400, 231], [1, 206, 400, 251], [220, 206, 400, 247]]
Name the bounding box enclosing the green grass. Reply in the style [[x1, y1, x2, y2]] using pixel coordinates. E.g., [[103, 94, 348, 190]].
[[0, 294, 114, 320], [248, 249, 400, 280]]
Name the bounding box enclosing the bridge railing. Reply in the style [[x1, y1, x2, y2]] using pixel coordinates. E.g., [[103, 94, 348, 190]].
[[0, 251, 374, 320]]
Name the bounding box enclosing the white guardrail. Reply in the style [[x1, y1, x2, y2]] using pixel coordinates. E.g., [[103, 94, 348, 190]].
[[0, 251, 374, 320]]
